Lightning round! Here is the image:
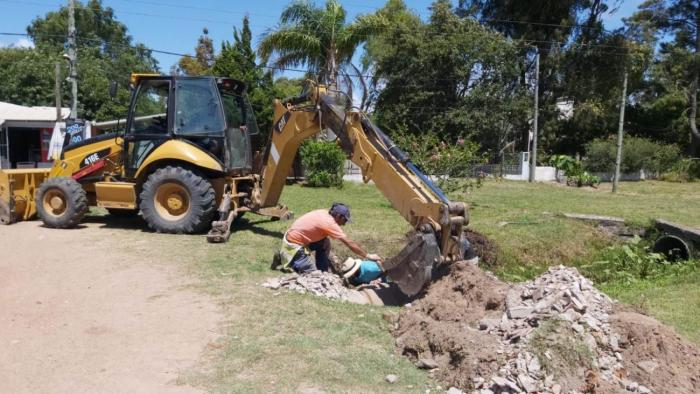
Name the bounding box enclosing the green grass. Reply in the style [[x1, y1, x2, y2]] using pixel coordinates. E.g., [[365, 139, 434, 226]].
[[125, 183, 433, 393], [456, 180, 700, 346], [601, 270, 700, 344], [451, 180, 700, 276], [102, 180, 700, 391]]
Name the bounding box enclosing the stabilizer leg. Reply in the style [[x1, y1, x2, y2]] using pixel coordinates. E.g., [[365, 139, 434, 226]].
[[207, 192, 235, 243]]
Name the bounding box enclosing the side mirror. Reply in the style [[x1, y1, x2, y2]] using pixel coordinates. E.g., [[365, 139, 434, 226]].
[[109, 81, 118, 99]]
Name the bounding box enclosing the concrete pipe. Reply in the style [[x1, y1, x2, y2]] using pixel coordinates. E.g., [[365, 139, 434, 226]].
[[652, 234, 693, 261]]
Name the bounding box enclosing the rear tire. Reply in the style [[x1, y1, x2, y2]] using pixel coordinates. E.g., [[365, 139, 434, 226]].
[[139, 166, 216, 234], [36, 177, 88, 228]]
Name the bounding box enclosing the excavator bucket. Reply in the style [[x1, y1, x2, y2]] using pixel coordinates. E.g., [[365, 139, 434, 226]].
[[0, 168, 51, 224], [384, 231, 441, 296]]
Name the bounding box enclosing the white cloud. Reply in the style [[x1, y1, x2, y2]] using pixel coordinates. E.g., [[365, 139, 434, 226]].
[[0, 38, 35, 49], [14, 38, 35, 49]]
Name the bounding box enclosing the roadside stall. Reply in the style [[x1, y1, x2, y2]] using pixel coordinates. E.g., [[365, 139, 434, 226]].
[[0, 102, 70, 169]]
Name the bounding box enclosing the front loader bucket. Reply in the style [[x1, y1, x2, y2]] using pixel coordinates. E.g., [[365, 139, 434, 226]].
[[0, 169, 51, 224], [384, 231, 441, 296]]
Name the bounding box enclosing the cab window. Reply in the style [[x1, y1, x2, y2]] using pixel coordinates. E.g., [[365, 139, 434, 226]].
[[174, 79, 226, 136], [130, 79, 169, 134], [221, 92, 251, 171]]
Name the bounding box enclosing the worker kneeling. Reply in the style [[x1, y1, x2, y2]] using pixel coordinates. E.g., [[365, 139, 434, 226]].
[[279, 202, 382, 273]]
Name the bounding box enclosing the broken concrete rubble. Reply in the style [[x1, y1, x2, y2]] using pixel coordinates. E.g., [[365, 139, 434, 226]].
[[262, 271, 354, 301], [263, 261, 700, 394], [394, 261, 700, 394], [472, 266, 650, 393], [261, 271, 411, 305]]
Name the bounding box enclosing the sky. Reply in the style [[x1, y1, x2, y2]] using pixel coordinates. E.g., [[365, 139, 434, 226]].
[[0, 0, 645, 74]]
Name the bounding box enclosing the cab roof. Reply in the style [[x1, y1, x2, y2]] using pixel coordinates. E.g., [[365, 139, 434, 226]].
[[129, 73, 247, 95]]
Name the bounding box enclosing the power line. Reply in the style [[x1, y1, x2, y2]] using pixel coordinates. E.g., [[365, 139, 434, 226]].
[[112, 0, 279, 20], [0, 30, 634, 87], [1, 0, 636, 52], [0, 0, 249, 26], [51, 0, 630, 34], [0, 32, 621, 114]]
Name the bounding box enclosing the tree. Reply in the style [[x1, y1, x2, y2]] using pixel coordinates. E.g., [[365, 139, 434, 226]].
[[0, 48, 57, 108], [258, 0, 387, 87], [213, 17, 275, 148], [458, 0, 632, 156], [360, 0, 421, 110], [372, 0, 529, 156], [176, 28, 215, 76], [0, 0, 158, 121], [630, 0, 700, 155]]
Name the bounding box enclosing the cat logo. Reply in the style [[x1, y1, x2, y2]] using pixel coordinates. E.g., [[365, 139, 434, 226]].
[[274, 112, 291, 134]]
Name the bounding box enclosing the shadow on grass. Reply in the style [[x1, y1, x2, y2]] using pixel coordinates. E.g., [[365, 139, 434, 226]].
[[233, 216, 285, 239], [83, 214, 150, 231], [82, 212, 287, 240]]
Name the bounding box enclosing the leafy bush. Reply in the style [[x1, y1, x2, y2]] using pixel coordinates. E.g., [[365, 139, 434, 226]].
[[579, 236, 698, 286], [548, 155, 600, 187], [299, 140, 346, 187], [583, 137, 681, 173], [393, 133, 484, 193], [549, 154, 579, 175], [567, 172, 601, 187], [660, 158, 700, 182]]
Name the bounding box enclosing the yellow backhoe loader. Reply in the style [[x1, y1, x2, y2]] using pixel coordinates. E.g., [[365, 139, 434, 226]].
[[0, 74, 471, 296]]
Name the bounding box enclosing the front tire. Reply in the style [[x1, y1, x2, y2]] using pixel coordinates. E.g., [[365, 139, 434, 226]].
[[36, 177, 88, 228], [139, 166, 216, 234]]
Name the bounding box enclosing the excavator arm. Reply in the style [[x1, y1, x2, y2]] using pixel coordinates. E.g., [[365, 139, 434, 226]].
[[257, 83, 472, 295]]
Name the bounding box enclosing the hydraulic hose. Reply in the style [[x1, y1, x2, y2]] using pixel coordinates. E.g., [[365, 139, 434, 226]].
[[359, 117, 450, 204]]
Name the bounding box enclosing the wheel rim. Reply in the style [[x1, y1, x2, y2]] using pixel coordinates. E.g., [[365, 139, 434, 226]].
[[42, 189, 67, 218], [154, 182, 190, 221]]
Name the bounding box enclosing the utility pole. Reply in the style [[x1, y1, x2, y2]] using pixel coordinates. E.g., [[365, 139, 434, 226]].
[[613, 70, 628, 193], [67, 0, 78, 120], [529, 48, 540, 183], [54, 62, 62, 121]]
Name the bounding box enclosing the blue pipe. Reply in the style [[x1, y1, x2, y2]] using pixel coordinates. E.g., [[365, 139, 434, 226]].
[[359, 116, 450, 204], [406, 162, 450, 204]]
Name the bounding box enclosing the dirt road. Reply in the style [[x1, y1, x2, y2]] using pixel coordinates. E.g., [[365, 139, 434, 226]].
[[0, 220, 221, 393]]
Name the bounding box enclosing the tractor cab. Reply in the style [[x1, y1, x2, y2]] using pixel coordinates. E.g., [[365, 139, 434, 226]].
[[125, 75, 258, 178]]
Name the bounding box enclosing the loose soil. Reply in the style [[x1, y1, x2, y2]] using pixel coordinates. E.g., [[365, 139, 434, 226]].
[[394, 262, 508, 388], [466, 229, 499, 267], [611, 310, 700, 394], [394, 261, 700, 393], [0, 220, 221, 393]]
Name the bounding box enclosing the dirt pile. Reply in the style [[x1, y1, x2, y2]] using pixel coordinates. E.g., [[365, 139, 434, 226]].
[[466, 229, 499, 267], [611, 311, 700, 394], [394, 263, 700, 394]]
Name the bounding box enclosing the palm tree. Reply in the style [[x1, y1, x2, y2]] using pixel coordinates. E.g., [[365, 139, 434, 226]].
[[258, 0, 386, 89]]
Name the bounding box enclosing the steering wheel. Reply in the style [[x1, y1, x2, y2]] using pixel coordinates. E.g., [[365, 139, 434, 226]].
[[154, 116, 167, 129]]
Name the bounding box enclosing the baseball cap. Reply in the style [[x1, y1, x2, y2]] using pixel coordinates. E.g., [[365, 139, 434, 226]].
[[329, 202, 352, 223]]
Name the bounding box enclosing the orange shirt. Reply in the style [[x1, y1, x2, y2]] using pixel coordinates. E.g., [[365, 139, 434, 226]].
[[285, 209, 346, 245]]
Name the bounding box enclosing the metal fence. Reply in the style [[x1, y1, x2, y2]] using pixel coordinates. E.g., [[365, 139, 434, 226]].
[[467, 162, 522, 177], [344, 152, 525, 179]]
